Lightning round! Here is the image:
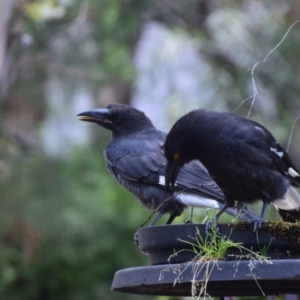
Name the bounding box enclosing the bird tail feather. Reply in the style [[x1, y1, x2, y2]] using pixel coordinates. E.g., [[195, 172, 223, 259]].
[[273, 187, 300, 222], [273, 186, 300, 211]]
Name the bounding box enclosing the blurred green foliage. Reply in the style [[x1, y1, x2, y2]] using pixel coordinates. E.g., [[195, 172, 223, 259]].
[[0, 143, 153, 299]]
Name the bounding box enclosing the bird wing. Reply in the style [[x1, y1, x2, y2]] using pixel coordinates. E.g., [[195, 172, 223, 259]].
[[106, 129, 259, 221], [233, 119, 300, 186], [105, 130, 224, 201], [175, 160, 224, 201], [268, 142, 300, 186], [105, 131, 166, 182]]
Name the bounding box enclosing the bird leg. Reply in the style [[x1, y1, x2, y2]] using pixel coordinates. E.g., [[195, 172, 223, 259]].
[[148, 211, 176, 226], [148, 211, 164, 226], [205, 203, 231, 233], [252, 202, 268, 232], [165, 214, 176, 225]]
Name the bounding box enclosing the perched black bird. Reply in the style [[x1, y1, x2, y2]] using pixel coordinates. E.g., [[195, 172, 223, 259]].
[[165, 109, 300, 229], [77, 104, 259, 226]]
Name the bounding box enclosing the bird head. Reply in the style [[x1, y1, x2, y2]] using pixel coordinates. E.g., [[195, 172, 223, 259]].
[[164, 128, 187, 191], [164, 151, 185, 191], [77, 103, 154, 137], [164, 111, 200, 191]]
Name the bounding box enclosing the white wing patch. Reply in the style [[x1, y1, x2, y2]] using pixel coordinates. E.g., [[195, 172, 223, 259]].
[[270, 147, 284, 158], [158, 175, 165, 186], [177, 193, 220, 209], [158, 175, 220, 208], [288, 167, 300, 178], [158, 175, 177, 187]]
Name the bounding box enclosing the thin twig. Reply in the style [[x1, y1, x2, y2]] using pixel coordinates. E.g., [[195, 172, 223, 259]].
[[286, 113, 300, 153], [247, 20, 300, 118], [232, 95, 253, 113], [140, 188, 189, 227]]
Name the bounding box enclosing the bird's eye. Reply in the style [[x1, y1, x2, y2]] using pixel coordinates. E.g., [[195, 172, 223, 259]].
[[173, 153, 180, 160], [115, 116, 121, 122]]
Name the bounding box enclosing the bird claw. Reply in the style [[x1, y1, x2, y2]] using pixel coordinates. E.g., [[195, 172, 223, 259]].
[[205, 217, 218, 234], [134, 232, 139, 247], [252, 218, 264, 232]]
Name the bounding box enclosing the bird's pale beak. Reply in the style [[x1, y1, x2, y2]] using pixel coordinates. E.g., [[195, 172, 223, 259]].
[[165, 160, 181, 191], [77, 108, 112, 123]]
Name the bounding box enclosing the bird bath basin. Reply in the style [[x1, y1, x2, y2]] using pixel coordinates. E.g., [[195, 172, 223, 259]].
[[112, 223, 300, 297]]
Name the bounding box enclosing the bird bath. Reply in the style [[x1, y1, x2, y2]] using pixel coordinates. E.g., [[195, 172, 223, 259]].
[[112, 223, 300, 297]]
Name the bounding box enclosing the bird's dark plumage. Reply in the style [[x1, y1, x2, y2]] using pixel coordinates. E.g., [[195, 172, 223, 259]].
[[77, 104, 259, 225], [164, 109, 300, 227]]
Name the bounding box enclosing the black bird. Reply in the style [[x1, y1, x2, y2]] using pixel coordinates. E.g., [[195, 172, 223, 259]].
[[164, 109, 300, 229], [77, 104, 259, 226]]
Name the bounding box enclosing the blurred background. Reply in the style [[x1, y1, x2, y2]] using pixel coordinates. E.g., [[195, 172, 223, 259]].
[[0, 0, 300, 299]]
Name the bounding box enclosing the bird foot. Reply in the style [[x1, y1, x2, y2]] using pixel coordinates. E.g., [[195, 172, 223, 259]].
[[252, 218, 264, 232], [134, 232, 139, 247], [205, 217, 218, 234]]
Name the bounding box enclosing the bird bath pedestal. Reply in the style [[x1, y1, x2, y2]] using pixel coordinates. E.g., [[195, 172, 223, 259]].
[[111, 223, 300, 297]]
